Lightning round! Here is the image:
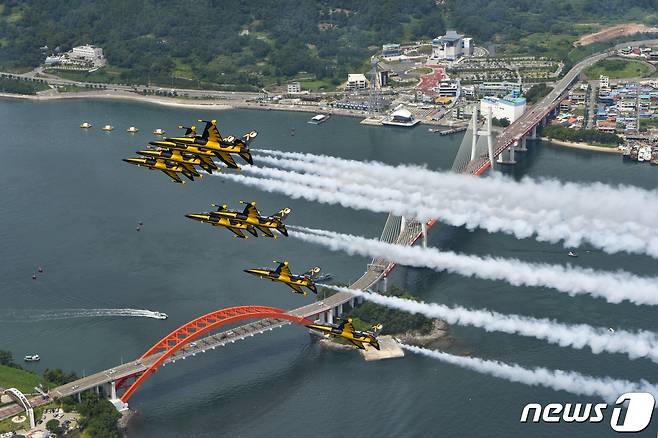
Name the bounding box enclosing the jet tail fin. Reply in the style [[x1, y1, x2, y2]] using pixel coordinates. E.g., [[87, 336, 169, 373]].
[[238, 151, 254, 165], [178, 125, 197, 137]]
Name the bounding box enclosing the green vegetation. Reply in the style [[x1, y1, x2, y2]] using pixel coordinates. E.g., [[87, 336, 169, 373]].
[[46, 418, 64, 436], [409, 67, 433, 75], [0, 1, 445, 90], [541, 125, 623, 146], [347, 288, 434, 335], [0, 364, 44, 394], [492, 117, 510, 127], [43, 368, 78, 386], [640, 118, 658, 129], [584, 58, 653, 79], [525, 83, 552, 104], [0, 77, 48, 94], [77, 393, 121, 438]]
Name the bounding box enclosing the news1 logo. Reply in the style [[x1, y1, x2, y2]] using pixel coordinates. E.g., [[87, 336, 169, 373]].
[[520, 393, 655, 433]]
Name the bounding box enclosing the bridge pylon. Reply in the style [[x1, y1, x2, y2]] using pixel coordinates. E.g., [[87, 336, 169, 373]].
[[472, 107, 496, 171]]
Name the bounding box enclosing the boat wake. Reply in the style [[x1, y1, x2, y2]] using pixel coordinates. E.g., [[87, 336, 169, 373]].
[[0, 308, 167, 322]]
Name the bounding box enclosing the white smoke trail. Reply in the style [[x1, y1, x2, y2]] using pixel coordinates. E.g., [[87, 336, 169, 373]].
[[288, 227, 658, 306], [401, 344, 658, 402], [253, 149, 658, 258], [0, 309, 166, 322], [318, 284, 658, 363]]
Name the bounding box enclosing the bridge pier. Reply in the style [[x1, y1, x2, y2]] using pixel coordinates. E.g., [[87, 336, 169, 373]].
[[530, 125, 537, 140], [497, 142, 516, 165], [516, 136, 528, 152]]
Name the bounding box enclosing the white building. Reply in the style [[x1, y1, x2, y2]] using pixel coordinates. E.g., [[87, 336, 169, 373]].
[[436, 79, 461, 98], [287, 82, 301, 93], [71, 44, 104, 61], [346, 73, 368, 91], [382, 43, 401, 58], [599, 75, 610, 90], [431, 30, 474, 60], [480, 94, 526, 123]]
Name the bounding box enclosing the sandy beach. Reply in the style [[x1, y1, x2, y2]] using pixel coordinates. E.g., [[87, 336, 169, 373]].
[[540, 136, 622, 154]]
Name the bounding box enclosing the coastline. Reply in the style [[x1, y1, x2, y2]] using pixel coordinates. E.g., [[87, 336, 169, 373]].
[[540, 136, 622, 154], [0, 90, 367, 119]]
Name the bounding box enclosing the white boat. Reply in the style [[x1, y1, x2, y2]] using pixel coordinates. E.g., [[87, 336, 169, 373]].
[[153, 128, 165, 135], [568, 251, 578, 258], [308, 114, 330, 124], [80, 122, 92, 129], [101, 124, 114, 131], [24, 354, 40, 362], [153, 312, 168, 320], [127, 126, 139, 133]]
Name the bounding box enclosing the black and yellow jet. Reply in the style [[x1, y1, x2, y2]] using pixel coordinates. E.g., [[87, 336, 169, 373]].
[[185, 209, 259, 239], [210, 201, 290, 238], [306, 318, 382, 350], [243, 261, 320, 295], [122, 157, 199, 184], [163, 120, 256, 169], [136, 148, 218, 174]]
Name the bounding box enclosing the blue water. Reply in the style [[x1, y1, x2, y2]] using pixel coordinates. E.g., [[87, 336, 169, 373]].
[[0, 98, 656, 437]]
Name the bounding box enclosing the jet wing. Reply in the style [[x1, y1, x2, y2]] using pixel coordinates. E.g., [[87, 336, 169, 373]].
[[162, 170, 184, 184], [255, 225, 275, 238], [288, 283, 307, 295], [214, 151, 240, 169], [276, 263, 293, 277], [225, 227, 247, 239], [349, 339, 367, 350], [242, 202, 261, 219]]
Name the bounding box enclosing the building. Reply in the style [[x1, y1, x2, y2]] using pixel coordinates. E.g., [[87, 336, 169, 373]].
[[346, 73, 368, 91], [382, 44, 401, 58], [600, 75, 610, 91], [287, 82, 301, 93], [480, 93, 527, 123], [431, 30, 474, 60], [436, 80, 460, 98], [376, 70, 389, 88], [382, 106, 420, 127], [71, 44, 104, 62], [478, 81, 522, 97]]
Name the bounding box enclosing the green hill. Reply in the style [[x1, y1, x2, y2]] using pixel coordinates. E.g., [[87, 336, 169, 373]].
[[1, 0, 657, 89]]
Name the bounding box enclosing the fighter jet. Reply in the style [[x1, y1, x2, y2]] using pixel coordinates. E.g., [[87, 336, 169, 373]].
[[306, 318, 382, 350], [162, 119, 256, 169], [185, 206, 258, 239], [210, 201, 290, 238], [243, 261, 320, 295], [122, 157, 199, 184], [136, 148, 218, 174]]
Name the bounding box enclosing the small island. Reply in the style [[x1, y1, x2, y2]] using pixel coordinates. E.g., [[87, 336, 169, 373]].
[[315, 286, 451, 351]]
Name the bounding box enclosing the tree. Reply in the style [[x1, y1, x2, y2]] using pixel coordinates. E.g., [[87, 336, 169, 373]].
[[46, 419, 63, 436]]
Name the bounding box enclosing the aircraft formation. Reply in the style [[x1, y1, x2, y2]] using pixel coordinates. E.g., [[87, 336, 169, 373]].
[[123, 119, 257, 183], [121, 118, 382, 351]]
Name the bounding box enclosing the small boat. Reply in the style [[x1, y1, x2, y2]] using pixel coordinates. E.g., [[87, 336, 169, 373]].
[[32, 274, 37, 280], [80, 122, 92, 129], [153, 312, 168, 320], [24, 355, 40, 362], [308, 114, 330, 125], [37, 266, 43, 273], [126, 126, 139, 133], [101, 124, 114, 131], [608, 328, 615, 333], [568, 251, 578, 258], [153, 128, 165, 135]]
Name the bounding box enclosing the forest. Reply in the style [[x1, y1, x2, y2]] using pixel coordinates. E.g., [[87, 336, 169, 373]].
[[1, 0, 658, 89]]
